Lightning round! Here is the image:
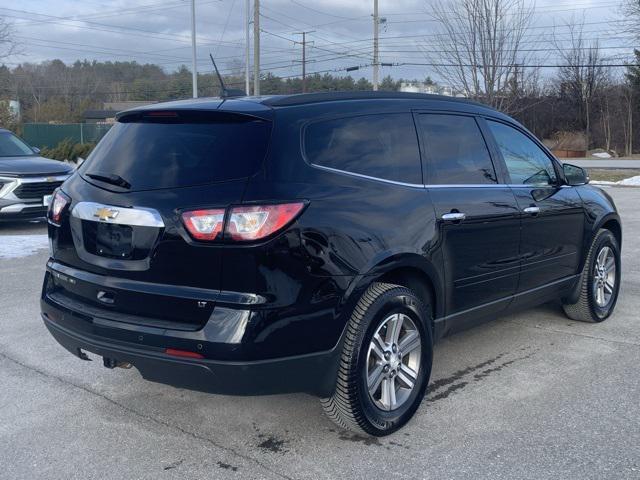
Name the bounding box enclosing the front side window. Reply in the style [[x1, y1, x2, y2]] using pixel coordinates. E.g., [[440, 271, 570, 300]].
[[418, 114, 496, 184], [488, 120, 557, 186], [304, 113, 421, 184]]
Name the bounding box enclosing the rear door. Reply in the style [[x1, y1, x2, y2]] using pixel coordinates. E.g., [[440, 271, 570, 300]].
[[484, 119, 584, 293], [416, 113, 521, 327]]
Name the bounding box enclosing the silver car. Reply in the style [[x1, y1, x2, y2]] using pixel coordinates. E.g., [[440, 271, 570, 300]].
[[0, 129, 73, 222]]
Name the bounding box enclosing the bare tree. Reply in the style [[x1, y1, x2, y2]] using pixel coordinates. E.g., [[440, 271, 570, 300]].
[[622, 0, 640, 39], [422, 0, 535, 110], [622, 84, 634, 156], [0, 18, 18, 62], [553, 20, 608, 149]]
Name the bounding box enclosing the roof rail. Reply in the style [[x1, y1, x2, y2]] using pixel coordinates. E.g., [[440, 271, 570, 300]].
[[261, 91, 491, 109]]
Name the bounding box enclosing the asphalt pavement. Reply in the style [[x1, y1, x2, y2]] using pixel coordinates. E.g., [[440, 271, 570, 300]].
[[1, 188, 639, 480]]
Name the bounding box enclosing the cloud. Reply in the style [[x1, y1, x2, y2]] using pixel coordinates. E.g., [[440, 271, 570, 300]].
[[4, 0, 631, 83]]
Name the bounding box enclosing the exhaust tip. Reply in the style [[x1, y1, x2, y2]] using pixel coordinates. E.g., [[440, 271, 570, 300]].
[[103, 357, 132, 369]]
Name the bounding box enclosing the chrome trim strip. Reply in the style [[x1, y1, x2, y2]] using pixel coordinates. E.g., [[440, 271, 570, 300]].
[[308, 164, 560, 189], [0, 202, 46, 213], [72, 202, 165, 228], [0, 174, 71, 199], [15, 174, 70, 183], [309, 163, 425, 188], [47, 261, 267, 305]]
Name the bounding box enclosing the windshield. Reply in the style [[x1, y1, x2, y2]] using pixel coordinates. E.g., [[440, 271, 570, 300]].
[[0, 132, 36, 157], [80, 111, 272, 191]]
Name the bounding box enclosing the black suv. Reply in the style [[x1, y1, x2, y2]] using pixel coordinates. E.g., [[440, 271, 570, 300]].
[[41, 92, 622, 436]]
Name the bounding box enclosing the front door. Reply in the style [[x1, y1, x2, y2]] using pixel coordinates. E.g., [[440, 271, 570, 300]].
[[416, 113, 521, 327], [485, 119, 585, 293]]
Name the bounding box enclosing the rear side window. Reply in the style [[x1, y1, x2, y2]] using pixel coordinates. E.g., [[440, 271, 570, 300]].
[[487, 120, 557, 185], [417, 114, 496, 185], [80, 111, 271, 191], [304, 113, 421, 184]]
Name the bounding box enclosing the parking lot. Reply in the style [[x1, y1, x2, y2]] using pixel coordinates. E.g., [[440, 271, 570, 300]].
[[1, 187, 639, 480]]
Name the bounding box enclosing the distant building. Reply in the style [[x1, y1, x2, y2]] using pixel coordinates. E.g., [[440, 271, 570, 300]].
[[0, 99, 21, 121], [399, 82, 462, 97], [103, 101, 156, 111], [83, 101, 156, 124]]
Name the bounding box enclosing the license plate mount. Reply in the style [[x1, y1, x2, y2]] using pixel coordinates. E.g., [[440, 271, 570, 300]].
[[95, 223, 133, 258]]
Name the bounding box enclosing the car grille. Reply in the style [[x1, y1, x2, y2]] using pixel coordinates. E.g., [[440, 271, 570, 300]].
[[14, 181, 64, 199]]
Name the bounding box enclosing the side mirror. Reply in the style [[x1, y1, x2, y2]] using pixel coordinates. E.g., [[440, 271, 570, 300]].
[[563, 163, 589, 186], [32, 146, 41, 154]]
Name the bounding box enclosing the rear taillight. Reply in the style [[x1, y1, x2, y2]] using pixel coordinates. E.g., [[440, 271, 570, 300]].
[[48, 190, 71, 226], [227, 203, 305, 241], [181, 202, 305, 243], [181, 209, 225, 241]]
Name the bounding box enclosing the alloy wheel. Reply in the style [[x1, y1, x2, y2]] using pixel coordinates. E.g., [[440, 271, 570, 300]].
[[593, 245, 616, 308], [366, 313, 421, 411]]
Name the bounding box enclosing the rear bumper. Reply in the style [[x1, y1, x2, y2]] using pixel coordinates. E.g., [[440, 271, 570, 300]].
[[41, 293, 342, 397]]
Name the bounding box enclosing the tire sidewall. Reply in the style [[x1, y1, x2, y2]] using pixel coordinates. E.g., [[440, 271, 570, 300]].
[[355, 289, 433, 435], [587, 231, 621, 321]]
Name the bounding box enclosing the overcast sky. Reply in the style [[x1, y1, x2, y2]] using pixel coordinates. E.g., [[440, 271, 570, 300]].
[[2, 0, 634, 83]]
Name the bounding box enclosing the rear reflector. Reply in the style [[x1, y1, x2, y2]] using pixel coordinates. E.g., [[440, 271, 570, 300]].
[[165, 348, 205, 359]]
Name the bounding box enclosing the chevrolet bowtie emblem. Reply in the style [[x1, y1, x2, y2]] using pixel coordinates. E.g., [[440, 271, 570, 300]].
[[94, 207, 119, 221]]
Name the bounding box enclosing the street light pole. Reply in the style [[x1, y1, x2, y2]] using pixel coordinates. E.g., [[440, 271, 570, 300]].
[[253, 0, 260, 95], [190, 0, 198, 98], [294, 31, 314, 93], [373, 0, 379, 91], [245, 0, 250, 95]]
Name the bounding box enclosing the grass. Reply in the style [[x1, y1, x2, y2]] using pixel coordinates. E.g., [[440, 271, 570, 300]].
[[585, 169, 640, 182]]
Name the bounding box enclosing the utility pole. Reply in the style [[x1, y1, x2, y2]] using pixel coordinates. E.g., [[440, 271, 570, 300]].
[[253, 0, 260, 95], [245, 0, 250, 95], [372, 0, 379, 91], [294, 31, 314, 93], [190, 0, 198, 98]]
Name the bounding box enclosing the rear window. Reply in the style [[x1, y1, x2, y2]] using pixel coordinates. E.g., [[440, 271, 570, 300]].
[[304, 113, 421, 184], [80, 111, 271, 191]]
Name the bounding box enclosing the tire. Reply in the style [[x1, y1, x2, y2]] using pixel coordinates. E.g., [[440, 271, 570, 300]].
[[321, 282, 433, 436], [562, 229, 621, 323]]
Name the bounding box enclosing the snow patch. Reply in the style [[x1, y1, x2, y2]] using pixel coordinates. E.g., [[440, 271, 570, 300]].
[[618, 175, 640, 186], [591, 175, 640, 187], [0, 235, 49, 259], [591, 152, 612, 158]]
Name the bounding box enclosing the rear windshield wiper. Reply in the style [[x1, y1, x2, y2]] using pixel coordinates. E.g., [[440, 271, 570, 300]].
[[86, 172, 131, 189]]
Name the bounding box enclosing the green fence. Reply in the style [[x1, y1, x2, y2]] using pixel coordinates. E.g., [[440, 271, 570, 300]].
[[23, 123, 112, 148]]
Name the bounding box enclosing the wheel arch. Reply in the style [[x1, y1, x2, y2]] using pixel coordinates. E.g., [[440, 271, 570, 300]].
[[566, 212, 622, 305], [346, 253, 444, 339], [599, 215, 622, 249]]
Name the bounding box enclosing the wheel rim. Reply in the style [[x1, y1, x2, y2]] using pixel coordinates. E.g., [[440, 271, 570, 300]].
[[593, 246, 616, 308], [366, 313, 421, 411]]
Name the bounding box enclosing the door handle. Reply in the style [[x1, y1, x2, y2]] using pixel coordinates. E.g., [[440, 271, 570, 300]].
[[523, 206, 540, 215], [442, 212, 466, 222]]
